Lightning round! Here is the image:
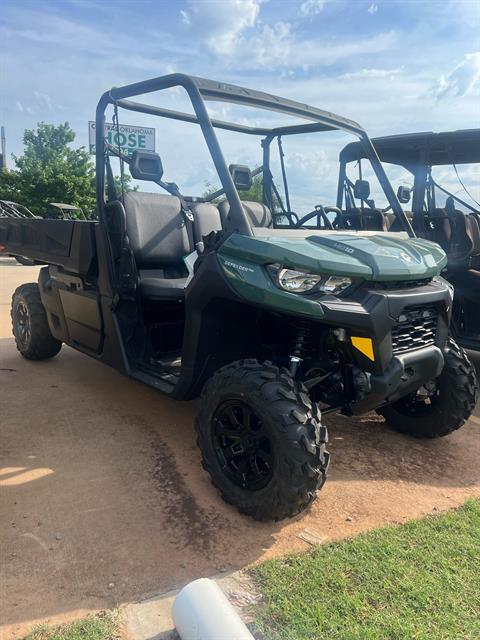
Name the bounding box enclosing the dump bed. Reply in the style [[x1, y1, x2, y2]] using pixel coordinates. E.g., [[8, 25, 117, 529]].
[[0, 217, 97, 275]]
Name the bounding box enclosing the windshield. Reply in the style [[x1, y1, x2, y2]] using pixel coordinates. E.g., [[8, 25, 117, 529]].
[[428, 164, 480, 213], [98, 76, 407, 235]]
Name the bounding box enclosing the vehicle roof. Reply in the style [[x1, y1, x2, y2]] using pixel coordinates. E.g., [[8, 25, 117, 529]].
[[107, 73, 365, 137], [340, 129, 480, 168], [49, 202, 81, 210]]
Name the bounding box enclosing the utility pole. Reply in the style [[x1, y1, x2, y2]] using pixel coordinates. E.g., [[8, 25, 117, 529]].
[[0, 126, 6, 171]]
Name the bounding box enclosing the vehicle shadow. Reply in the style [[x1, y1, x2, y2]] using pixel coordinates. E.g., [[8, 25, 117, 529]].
[[1, 338, 479, 633]]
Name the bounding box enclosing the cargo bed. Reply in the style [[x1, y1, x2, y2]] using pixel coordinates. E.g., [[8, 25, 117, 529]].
[[0, 218, 97, 275]]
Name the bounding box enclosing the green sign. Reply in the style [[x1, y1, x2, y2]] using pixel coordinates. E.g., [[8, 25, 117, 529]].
[[88, 121, 155, 156]]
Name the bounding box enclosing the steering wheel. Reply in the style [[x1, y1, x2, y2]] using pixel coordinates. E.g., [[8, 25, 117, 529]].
[[285, 211, 299, 225], [295, 205, 342, 230]]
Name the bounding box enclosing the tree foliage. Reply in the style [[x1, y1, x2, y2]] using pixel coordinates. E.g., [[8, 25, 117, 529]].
[[0, 122, 134, 218]]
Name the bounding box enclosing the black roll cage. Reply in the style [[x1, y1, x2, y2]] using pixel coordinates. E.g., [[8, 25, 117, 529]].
[[339, 129, 480, 220], [96, 73, 413, 236]]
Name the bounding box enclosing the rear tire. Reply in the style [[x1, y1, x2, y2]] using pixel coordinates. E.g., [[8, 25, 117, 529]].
[[195, 359, 329, 521], [379, 338, 478, 438], [11, 283, 62, 360]]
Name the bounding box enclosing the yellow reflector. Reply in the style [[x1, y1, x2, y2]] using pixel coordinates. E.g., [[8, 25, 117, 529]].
[[351, 336, 375, 361]]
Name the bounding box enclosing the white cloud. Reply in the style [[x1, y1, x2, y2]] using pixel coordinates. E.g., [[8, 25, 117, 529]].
[[432, 52, 480, 99], [449, 0, 480, 26], [241, 21, 292, 67], [284, 31, 396, 70], [299, 0, 325, 18], [180, 0, 395, 70], [180, 10, 190, 25], [339, 67, 403, 79], [186, 0, 260, 55], [34, 91, 53, 111], [15, 101, 24, 112], [367, 3, 378, 15]]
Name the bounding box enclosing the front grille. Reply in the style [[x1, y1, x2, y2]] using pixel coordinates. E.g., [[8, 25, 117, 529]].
[[391, 305, 438, 354], [372, 278, 432, 290]]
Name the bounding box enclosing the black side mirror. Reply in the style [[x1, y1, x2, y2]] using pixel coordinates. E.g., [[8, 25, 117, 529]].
[[229, 164, 252, 191], [129, 151, 163, 181], [397, 185, 412, 204], [354, 179, 370, 201]]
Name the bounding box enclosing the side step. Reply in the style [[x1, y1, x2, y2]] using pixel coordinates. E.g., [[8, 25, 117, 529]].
[[131, 368, 177, 395]]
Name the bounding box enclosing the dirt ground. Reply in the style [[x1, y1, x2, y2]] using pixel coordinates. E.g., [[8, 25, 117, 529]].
[[1, 257, 479, 638]]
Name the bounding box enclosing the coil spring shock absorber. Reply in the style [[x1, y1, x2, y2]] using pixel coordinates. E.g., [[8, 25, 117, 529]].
[[289, 320, 311, 377]]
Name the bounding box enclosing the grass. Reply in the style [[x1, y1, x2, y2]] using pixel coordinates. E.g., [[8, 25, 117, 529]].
[[252, 499, 480, 640], [21, 614, 118, 640]]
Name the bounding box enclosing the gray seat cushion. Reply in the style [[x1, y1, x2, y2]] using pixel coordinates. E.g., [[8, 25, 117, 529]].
[[138, 269, 189, 300], [218, 200, 273, 228], [123, 192, 194, 299], [124, 191, 192, 266]]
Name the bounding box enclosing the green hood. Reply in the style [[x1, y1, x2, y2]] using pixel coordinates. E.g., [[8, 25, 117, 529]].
[[219, 232, 447, 281], [217, 232, 447, 318]]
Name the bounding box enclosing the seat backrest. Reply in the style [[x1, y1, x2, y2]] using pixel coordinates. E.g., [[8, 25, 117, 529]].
[[425, 208, 453, 252], [447, 210, 480, 268], [387, 210, 414, 232], [383, 212, 396, 230], [123, 192, 192, 267], [467, 214, 480, 255], [337, 208, 386, 231], [218, 200, 273, 228], [189, 202, 223, 250]]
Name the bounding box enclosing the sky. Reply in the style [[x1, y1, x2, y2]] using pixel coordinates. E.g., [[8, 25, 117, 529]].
[[1, 0, 479, 207]]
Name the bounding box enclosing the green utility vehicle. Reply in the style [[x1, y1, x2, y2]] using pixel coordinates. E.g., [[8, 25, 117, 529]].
[[1, 75, 477, 521]]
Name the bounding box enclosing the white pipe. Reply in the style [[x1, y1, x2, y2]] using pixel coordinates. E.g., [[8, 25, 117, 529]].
[[172, 578, 255, 640]]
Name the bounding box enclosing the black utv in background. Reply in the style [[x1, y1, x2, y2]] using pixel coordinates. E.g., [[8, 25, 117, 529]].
[[338, 129, 480, 351], [0, 75, 477, 520]]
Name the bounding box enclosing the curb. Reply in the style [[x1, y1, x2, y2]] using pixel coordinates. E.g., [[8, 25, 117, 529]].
[[122, 570, 260, 640]]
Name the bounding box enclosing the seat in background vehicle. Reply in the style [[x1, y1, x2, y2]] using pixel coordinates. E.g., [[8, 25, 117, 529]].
[[218, 200, 273, 228], [336, 208, 385, 231], [424, 207, 480, 269], [123, 192, 193, 300], [424, 208, 453, 253], [385, 210, 414, 232], [447, 209, 480, 270]]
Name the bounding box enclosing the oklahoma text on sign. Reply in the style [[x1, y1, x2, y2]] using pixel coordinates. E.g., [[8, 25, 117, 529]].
[[88, 121, 155, 156]]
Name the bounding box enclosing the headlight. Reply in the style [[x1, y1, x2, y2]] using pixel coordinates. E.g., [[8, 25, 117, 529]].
[[277, 268, 322, 293], [319, 275, 353, 294], [267, 265, 352, 295]]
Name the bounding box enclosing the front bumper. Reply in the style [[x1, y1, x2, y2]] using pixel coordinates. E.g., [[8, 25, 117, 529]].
[[318, 278, 452, 413], [349, 344, 444, 414]]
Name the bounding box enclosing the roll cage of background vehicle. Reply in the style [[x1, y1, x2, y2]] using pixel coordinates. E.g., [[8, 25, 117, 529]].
[[338, 129, 480, 233], [95, 73, 413, 237]]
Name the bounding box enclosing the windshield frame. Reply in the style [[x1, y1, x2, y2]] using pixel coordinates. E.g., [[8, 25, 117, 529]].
[[95, 73, 412, 236]]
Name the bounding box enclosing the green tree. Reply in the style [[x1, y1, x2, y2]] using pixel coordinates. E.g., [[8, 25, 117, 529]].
[[0, 122, 135, 219]]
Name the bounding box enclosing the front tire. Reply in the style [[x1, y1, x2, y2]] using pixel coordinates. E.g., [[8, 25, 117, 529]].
[[379, 338, 478, 438], [195, 359, 329, 521], [11, 283, 62, 360]]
